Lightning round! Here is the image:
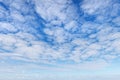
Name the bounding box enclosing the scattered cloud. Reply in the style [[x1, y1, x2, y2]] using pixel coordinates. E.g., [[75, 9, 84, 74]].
[[0, 0, 120, 71]]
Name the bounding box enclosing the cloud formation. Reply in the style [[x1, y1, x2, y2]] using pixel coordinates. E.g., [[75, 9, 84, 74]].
[[0, 0, 120, 69]]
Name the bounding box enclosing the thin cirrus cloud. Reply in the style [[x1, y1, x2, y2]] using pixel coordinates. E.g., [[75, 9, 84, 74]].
[[0, 0, 120, 72]]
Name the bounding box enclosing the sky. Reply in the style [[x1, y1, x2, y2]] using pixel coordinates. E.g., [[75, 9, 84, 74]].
[[0, 0, 120, 80]]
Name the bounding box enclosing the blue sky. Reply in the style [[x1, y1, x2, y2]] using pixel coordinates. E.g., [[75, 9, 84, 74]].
[[0, 0, 120, 80]]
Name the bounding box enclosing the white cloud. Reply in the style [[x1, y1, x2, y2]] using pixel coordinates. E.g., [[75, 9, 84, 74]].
[[0, 0, 120, 71], [34, 0, 67, 21], [0, 22, 17, 32], [10, 11, 25, 22], [81, 0, 111, 15]]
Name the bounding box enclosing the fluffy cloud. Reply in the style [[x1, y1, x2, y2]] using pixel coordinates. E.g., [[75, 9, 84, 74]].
[[81, 0, 111, 14], [0, 0, 120, 70]]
